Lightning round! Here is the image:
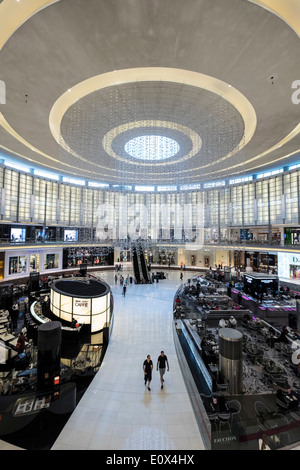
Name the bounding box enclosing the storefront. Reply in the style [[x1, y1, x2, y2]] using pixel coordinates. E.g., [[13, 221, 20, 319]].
[[240, 251, 278, 273], [284, 228, 300, 246], [63, 246, 113, 268], [146, 248, 177, 265], [3, 248, 63, 280], [278, 252, 300, 280]]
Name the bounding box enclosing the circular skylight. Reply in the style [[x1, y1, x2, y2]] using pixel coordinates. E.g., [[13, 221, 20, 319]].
[[124, 135, 180, 161]]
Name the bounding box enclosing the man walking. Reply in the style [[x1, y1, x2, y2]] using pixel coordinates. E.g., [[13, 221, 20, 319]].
[[157, 351, 169, 389], [143, 355, 153, 391]]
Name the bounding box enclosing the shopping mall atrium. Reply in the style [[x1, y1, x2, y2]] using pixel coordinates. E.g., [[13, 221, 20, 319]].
[[0, 0, 299, 452]]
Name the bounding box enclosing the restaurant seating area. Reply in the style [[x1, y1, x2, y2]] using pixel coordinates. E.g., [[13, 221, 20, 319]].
[[174, 270, 300, 449]]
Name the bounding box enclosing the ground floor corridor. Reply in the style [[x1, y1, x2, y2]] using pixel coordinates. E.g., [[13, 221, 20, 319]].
[[51, 269, 206, 450]]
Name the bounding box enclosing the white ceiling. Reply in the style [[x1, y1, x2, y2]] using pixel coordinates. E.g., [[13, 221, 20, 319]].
[[0, 0, 299, 185]]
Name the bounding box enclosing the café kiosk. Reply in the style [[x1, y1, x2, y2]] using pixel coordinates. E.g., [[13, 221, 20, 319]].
[[50, 278, 112, 334]]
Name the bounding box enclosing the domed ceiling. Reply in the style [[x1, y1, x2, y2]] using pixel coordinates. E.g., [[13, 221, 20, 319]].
[[0, 0, 299, 185]]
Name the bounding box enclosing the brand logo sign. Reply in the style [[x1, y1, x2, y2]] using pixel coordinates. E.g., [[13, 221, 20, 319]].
[[213, 436, 237, 444], [75, 299, 88, 308]]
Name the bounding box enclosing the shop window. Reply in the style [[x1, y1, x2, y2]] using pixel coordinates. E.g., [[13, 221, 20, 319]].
[[44, 253, 59, 270], [9, 255, 27, 275], [30, 254, 40, 272]]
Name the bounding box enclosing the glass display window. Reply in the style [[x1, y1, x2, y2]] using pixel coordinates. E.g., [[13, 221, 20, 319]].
[[9, 255, 27, 275], [30, 254, 39, 272], [290, 265, 300, 279], [44, 253, 59, 270]]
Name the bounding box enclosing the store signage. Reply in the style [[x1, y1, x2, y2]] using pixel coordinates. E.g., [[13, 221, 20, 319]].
[[213, 435, 237, 445], [74, 299, 88, 308], [292, 256, 300, 265]]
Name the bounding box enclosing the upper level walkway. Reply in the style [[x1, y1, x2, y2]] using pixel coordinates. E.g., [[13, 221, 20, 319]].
[[1, 237, 299, 254], [51, 269, 206, 450]]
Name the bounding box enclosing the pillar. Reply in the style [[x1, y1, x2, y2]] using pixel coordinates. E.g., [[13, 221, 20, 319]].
[[219, 328, 243, 394], [37, 321, 62, 393]]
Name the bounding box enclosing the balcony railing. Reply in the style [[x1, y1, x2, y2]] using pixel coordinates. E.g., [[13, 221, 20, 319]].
[[0, 236, 300, 250]]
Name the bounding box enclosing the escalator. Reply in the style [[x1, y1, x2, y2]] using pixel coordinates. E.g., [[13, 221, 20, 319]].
[[132, 246, 141, 284], [132, 243, 151, 283], [139, 250, 150, 283]]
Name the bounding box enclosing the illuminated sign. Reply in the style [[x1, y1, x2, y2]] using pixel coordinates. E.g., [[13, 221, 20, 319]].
[[74, 299, 88, 308]]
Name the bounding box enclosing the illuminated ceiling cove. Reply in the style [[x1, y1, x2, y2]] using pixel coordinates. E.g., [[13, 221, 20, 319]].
[[0, 0, 299, 185]]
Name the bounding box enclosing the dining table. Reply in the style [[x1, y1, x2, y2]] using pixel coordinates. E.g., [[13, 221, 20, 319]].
[[0, 332, 15, 343]]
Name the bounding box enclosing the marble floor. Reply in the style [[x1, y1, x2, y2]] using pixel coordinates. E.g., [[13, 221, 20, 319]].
[[51, 269, 206, 450]]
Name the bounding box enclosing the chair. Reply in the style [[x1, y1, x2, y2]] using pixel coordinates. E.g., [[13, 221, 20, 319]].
[[200, 393, 219, 432], [289, 408, 300, 421], [218, 411, 231, 432], [207, 412, 219, 432], [216, 373, 228, 393], [227, 399, 241, 426], [276, 396, 290, 414], [254, 400, 273, 431]]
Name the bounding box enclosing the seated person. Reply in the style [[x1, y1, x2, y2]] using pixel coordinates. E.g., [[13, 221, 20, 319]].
[[218, 318, 227, 328], [211, 395, 229, 413], [274, 326, 289, 344], [284, 388, 299, 408], [228, 315, 237, 328], [277, 387, 299, 409]]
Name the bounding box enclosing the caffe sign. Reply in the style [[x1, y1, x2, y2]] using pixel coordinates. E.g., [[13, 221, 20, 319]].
[[73, 297, 91, 318], [75, 299, 88, 308]]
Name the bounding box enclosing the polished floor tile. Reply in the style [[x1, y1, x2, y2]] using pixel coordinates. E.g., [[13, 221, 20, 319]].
[[52, 269, 205, 450]]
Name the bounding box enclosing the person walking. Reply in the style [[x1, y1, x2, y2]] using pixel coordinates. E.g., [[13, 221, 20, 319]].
[[157, 351, 169, 389], [143, 355, 153, 391], [16, 331, 26, 354], [122, 284, 127, 297], [11, 301, 19, 331]]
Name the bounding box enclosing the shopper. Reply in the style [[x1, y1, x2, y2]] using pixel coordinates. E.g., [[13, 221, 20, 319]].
[[122, 284, 127, 297], [16, 332, 26, 354], [11, 301, 19, 331], [157, 351, 169, 389], [143, 355, 153, 391], [24, 296, 29, 313]]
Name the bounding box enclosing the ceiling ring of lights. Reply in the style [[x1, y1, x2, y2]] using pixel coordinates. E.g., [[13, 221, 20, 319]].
[[101, 120, 202, 166], [49, 67, 257, 172]]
